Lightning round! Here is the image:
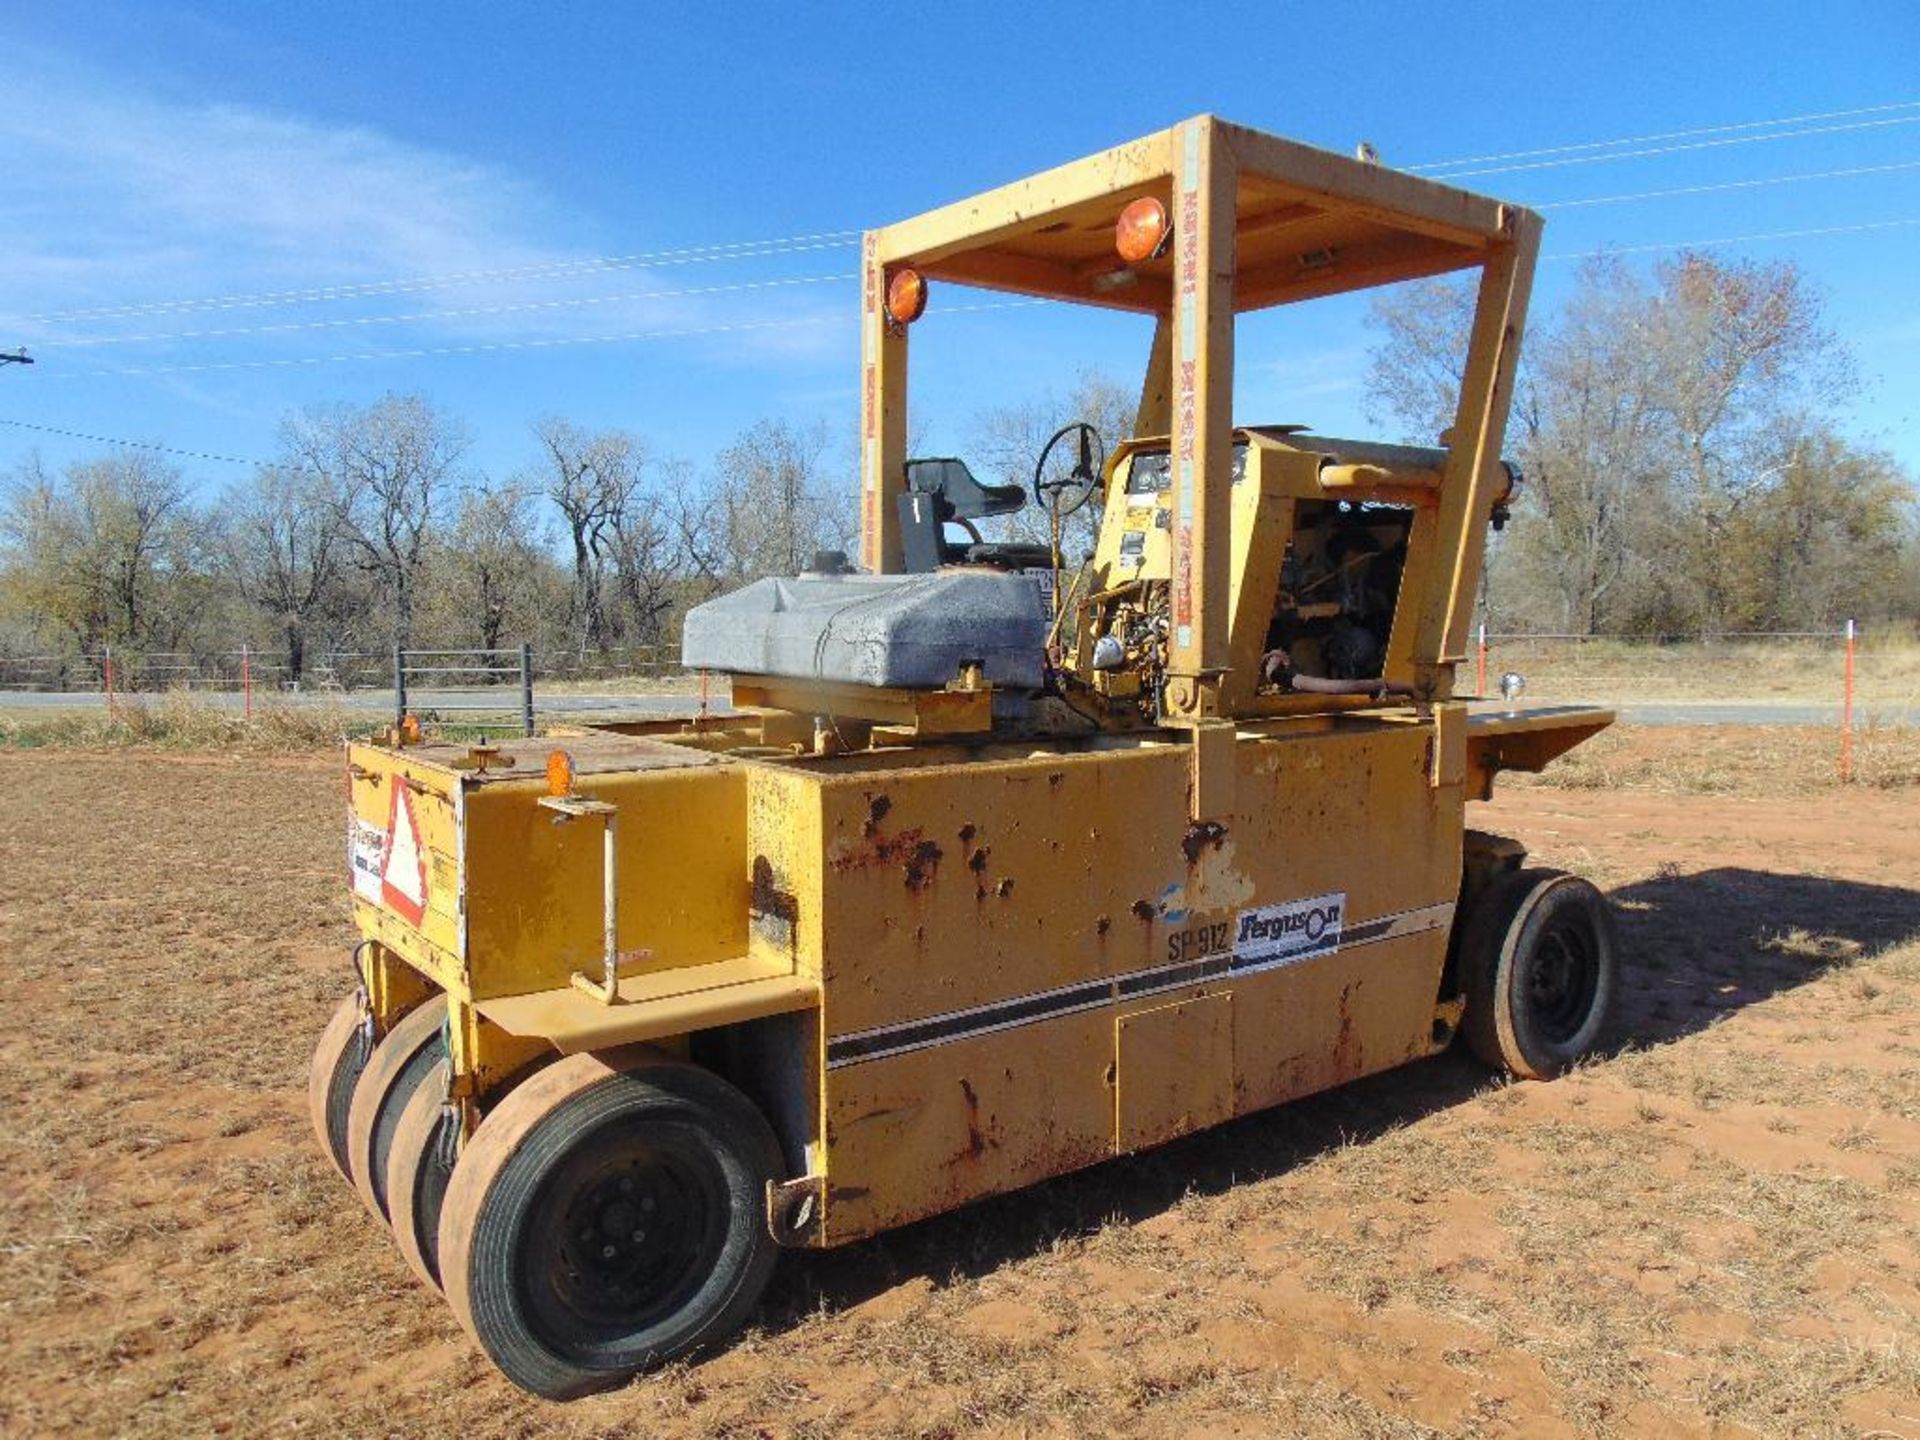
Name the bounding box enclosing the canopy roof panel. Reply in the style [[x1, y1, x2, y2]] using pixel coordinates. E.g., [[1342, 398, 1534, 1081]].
[[872, 117, 1524, 315]]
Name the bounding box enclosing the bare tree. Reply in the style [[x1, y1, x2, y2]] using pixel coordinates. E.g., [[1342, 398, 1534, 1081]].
[[287, 394, 465, 649], [965, 370, 1133, 561], [427, 482, 558, 653], [532, 418, 646, 654], [1363, 277, 1483, 445], [220, 460, 353, 684], [712, 418, 850, 580], [1363, 252, 1864, 634]]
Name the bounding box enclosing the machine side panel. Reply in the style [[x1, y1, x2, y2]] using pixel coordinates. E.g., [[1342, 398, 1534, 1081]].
[[463, 766, 749, 1001], [818, 722, 1462, 1239]]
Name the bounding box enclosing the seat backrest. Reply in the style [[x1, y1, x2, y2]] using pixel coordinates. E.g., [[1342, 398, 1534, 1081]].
[[904, 457, 1026, 521]]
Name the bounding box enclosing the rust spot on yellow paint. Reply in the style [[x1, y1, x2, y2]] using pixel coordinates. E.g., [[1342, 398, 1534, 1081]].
[[749, 854, 798, 951], [904, 839, 942, 891], [1130, 898, 1156, 921], [958, 1077, 992, 1159], [1181, 820, 1227, 864]]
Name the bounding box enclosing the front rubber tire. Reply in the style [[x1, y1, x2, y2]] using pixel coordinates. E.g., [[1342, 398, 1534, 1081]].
[[308, 994, 372, 1181], [438, 1052, 783, 1401], [347, 998, 447, 1220], [1461, 868, 1617, 1080], [386, 1061, 459, 1291]]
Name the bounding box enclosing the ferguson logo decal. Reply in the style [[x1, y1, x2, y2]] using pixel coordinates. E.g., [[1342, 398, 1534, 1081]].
[[1234, 891, 1346, 970]]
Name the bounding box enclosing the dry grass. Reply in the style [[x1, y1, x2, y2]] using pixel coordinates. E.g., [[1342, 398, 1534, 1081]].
[[1487, 633, 1920, 706], [1511, 722, 1920, 794], [2, 748, 1918, 1437], [0, 692, 361, 751]]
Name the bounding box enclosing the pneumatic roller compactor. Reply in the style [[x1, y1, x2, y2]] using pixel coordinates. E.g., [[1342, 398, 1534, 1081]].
[[308, 116, 1615, 1399]]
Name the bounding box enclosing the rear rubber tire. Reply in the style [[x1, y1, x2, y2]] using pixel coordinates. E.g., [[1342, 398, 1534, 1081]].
[[347, 998, 448, 1220], [387, 1061, 459, 1291], [1461, 868, 1617, 1080], [438, 1052, 783, 1400], [308, 994, 372, 1181]]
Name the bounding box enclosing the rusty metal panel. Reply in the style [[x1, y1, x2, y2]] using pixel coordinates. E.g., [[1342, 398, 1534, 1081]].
[[822, 1006, 1116, 1243], [813, 719, 1463, 1232], [1230, 927, 1451, 1112], [1115, 993, 1233, 1153]]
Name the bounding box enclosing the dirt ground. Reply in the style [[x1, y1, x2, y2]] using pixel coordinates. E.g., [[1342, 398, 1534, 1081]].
[[2, 737, 1917, 1439]]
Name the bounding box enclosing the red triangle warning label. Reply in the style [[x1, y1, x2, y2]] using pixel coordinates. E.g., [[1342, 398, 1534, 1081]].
[[381, 782, 428, 926]]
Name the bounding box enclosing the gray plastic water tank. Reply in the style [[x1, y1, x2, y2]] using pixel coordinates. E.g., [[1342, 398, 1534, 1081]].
[[681, 571, 1047, 691]]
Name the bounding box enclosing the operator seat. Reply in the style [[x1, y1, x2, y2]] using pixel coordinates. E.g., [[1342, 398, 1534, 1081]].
[[898, 457, 1056, 573]]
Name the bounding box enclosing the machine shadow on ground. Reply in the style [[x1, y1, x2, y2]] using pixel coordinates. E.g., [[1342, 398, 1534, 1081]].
[[756, 867, 1920, 1332]]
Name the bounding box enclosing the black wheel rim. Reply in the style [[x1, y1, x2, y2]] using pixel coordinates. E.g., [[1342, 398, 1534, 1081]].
[[1526, 917, 1599, 1045], [515, 1120, 729, 1364]]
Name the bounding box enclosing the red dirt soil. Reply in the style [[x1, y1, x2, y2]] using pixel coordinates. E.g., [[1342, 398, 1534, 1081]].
[[0, 749, 1916, 1438]]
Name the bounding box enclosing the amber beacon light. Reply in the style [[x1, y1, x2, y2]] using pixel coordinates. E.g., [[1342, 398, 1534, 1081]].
[[885, 267, 928, 325], [1115, 195, 1171, 263]]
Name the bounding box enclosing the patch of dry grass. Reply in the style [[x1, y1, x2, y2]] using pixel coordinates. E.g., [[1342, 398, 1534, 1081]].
[[1514, 722, 1920, 794], [0, 692, 360, 751], [1487, 633, 1920, 706]]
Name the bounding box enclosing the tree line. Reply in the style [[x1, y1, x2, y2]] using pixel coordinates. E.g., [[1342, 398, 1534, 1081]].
[[4, 248, 1915, 686], [1365, 250, 1919, 634], [0, 403, 858, 683]]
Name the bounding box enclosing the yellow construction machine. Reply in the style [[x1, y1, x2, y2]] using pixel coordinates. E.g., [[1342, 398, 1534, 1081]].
[[310, 116, 1616, 1399]]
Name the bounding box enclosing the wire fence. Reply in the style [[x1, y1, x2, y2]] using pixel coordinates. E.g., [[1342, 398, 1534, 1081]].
[[1, 627, 1909, 777], [0, 642, 686, 737], [0, 644, 682, 694]]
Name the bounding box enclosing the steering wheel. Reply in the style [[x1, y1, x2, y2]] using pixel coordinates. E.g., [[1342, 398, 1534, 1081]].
[[1032, 422, 1106, 519]]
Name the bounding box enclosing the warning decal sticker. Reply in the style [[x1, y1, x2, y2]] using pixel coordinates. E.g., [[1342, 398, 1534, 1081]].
[[348, 813, 386, 905], [379, 783, 428, 926]]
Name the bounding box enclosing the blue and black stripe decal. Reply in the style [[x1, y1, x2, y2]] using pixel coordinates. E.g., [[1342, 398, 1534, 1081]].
[[825, 900, 1453, 1070]]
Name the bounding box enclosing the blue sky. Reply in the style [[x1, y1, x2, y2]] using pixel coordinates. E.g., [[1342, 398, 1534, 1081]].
[[3, 1, 1918, 496]]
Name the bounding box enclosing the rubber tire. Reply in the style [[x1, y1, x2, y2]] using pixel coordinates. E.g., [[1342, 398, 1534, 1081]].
[[1461, 868, 1618, 1080], [308, 994, 373, 1182], [387, 1061, 459, 1291], [347, 997, 448, 1221], [438, 1052, 782, 1401]]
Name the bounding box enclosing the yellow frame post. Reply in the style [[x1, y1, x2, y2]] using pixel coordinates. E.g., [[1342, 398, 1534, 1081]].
[[1412, 207, 1541, 697], [860, 233, 909, 575], [1164, 116, 1237, 730]]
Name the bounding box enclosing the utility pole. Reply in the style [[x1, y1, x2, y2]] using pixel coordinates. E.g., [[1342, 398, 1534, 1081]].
[[0, 349, 32, 368]]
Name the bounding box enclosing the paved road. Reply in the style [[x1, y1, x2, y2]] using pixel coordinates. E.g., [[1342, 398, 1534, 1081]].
[[4, 687, 1915, 728]]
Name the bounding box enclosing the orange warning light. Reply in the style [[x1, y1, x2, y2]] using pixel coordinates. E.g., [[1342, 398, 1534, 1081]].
[[546, 748, 576, 797], [399, 714, 422, 745], [1115, 196, 1171, 264], [885, 267, 928, 325]]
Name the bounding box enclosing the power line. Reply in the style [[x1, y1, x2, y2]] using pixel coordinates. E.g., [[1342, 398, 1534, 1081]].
[[1427, 114, 1920, 181], [1536, 159, 1920, 210], [15, 232, 862, 326], [38, 156, 1920, 354], [45, 297, 1046, 380], [1543, 215, 1920, 261], [1406, 98, 1920, 172], [0, 417, 255, 465], [40, 272, 857, 349], [18, 100, 1918, 330]]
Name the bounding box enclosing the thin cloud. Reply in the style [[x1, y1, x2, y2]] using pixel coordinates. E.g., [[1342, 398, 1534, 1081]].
[[0, 56, 814, 360]]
